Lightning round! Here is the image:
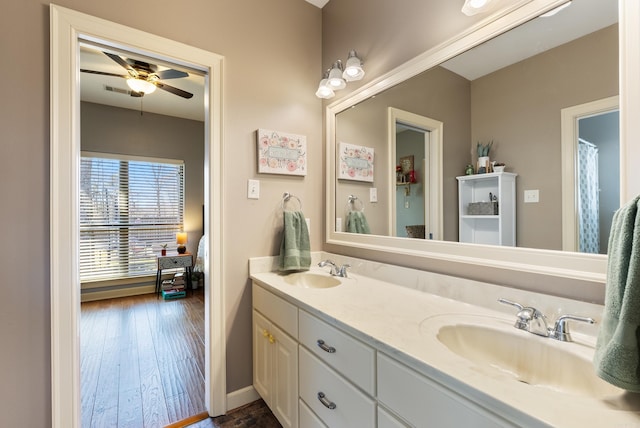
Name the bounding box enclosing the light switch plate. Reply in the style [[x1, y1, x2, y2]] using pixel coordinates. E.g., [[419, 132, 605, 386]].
[[524, 189, 539, 203], [370, 187, 378, 202], [247, 179, 260, 199]]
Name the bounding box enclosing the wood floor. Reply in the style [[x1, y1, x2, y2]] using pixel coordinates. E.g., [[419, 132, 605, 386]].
[[81, 288, 207, 427]]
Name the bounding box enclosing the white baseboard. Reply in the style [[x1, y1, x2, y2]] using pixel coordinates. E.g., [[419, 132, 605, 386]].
[[226, 385, 261, 411]]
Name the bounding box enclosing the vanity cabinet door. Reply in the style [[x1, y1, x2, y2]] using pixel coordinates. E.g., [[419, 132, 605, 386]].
[[252, 309, 298, 428], [377, 353, 516, 428]]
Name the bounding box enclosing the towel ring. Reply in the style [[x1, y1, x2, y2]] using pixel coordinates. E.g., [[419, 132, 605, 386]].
[[282, 192, 303, 211], [346, 195, 364, 212]]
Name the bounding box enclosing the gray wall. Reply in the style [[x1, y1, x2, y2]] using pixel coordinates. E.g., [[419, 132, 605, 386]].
[[0, 0, 321, 426]]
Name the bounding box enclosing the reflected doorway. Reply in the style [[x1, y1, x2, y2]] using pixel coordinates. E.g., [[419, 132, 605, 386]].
[[561, 96, 620, 253], [388, 108, 443, 240]]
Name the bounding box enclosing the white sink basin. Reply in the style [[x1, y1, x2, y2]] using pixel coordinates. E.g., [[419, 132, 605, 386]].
[[282, 272, 342, 289], [421, 315, 628, 401]]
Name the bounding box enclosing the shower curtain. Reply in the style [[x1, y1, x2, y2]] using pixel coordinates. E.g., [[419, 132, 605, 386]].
[[578, 139, 600, 253]]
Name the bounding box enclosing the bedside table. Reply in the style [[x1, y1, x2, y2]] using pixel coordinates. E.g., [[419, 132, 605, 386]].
[[155, 253, 193, 297]]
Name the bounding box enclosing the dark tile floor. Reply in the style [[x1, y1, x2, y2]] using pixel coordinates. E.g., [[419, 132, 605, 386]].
[[187, 400, 281, 428]]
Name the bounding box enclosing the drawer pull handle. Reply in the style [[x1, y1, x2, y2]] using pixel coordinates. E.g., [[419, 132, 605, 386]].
[[317, 392, 336, 410], [268, 333, 275, 344], [317, 339, 336, 353], [262, 329, 269, 338]]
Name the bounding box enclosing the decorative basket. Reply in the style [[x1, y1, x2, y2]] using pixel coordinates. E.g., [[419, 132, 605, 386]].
[[468, 201, 498, 215]]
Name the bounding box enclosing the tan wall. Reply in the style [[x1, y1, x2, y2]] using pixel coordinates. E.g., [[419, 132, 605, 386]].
[[0, 0, 321, 425]]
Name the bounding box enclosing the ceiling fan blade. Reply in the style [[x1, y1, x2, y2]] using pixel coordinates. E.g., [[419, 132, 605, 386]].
[[154, 82, 194, 99], [81, 69, 127, 78], [104, 52, 137, 76], [154, 69, 189, 80]]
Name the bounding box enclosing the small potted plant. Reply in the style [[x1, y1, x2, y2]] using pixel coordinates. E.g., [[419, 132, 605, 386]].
[[493, 162, 506, 173], [476, 140, 493, 173], [161, 244, 168, 256]]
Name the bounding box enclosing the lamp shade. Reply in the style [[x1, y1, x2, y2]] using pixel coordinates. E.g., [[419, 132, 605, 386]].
[[327, 61, 346, 90], [176, 232, 188, 245], [342, 50, 365, 81], [126, 77, 156, 94], [315, 70, 335, 99]]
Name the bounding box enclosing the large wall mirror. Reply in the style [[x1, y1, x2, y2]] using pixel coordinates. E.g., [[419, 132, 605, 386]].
[[327, 0, 627, 282]]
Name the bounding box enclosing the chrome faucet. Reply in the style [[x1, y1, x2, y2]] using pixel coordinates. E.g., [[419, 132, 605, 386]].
[[498, 298, 595, 342], [318, 260, 350, 277], [499, 298, 549, 337]]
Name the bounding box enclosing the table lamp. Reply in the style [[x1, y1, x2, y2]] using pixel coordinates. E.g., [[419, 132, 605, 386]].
[[176, 232, 188, 254]]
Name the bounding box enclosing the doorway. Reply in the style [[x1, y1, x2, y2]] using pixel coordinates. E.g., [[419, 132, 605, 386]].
[[50, 6, 225, 427], [561, 95, 620, 252], [388, 108, 443, 240]]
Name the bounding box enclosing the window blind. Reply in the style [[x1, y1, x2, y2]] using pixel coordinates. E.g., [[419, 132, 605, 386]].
[[79, 153, 185, 282]]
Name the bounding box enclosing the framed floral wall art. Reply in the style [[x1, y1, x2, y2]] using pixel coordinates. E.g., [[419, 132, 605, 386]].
[[257, 129, 307, 176], [338, 142, 374, 182]]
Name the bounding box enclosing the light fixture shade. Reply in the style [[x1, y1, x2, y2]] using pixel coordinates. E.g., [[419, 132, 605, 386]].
[[176, 232, 188, 245], [327, 60, 346, 90], [461, 0, 492, 16], [315, 77, 335, 99], [343, 50, 365, 81], [126, 77, 156, 94]]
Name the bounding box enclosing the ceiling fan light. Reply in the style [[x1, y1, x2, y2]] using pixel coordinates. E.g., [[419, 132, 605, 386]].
[[343, 50, 365, 82], [126, 77, 156, 94], [327, 60, 346, 90], [461, 0, 492, 16]]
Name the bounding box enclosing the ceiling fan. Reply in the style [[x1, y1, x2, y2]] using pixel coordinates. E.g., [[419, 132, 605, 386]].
[[81, 52, 194, 99]]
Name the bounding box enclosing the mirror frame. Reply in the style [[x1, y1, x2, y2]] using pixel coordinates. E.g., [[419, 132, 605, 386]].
[[326, 0, 639, 284]]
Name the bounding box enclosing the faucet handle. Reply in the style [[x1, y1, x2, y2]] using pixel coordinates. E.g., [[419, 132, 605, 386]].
[[498, 298, 524, 311], [551, 314, 595, 342]]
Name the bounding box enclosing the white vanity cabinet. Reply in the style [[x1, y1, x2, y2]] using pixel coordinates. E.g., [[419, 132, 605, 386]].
[[252, 284, 298, 428], [457, 172, 517, 246]]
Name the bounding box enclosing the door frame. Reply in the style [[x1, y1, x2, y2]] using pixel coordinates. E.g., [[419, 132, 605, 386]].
[[50, 5, 226, 426]]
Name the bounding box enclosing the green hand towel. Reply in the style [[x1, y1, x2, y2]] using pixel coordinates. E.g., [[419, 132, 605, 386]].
[[346, 211, 370, 234], [278, 211, 311, 272], [594, 195, 640, 391]]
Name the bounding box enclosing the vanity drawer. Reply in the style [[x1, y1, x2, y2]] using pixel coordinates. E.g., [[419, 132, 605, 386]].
[[377, 353, 516, 428], [299, 346, 375, 428], [299, 310, 375, 395], [252, 282, 298, 338]]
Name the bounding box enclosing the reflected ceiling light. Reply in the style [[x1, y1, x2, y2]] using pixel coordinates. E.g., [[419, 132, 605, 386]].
[[126, 77, 156, 94], [461, 0, 493, 16], [315, 70, 335, 99], [343, 50, 365, 81], [327, 60, 347, 90], [540, 1, 571, 17]]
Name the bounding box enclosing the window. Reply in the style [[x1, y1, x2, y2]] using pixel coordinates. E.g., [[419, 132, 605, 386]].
[[80, 152, 185, 282]]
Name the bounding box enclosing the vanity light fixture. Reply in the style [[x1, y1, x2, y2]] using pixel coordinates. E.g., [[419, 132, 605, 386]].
[[343, 50, 365, 81], [315, 69, 335, 99], [316, 50, 365, 98], [126, 77, 156, 95], [327, 60, 347, 90], [461, 0, 493, 16]]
